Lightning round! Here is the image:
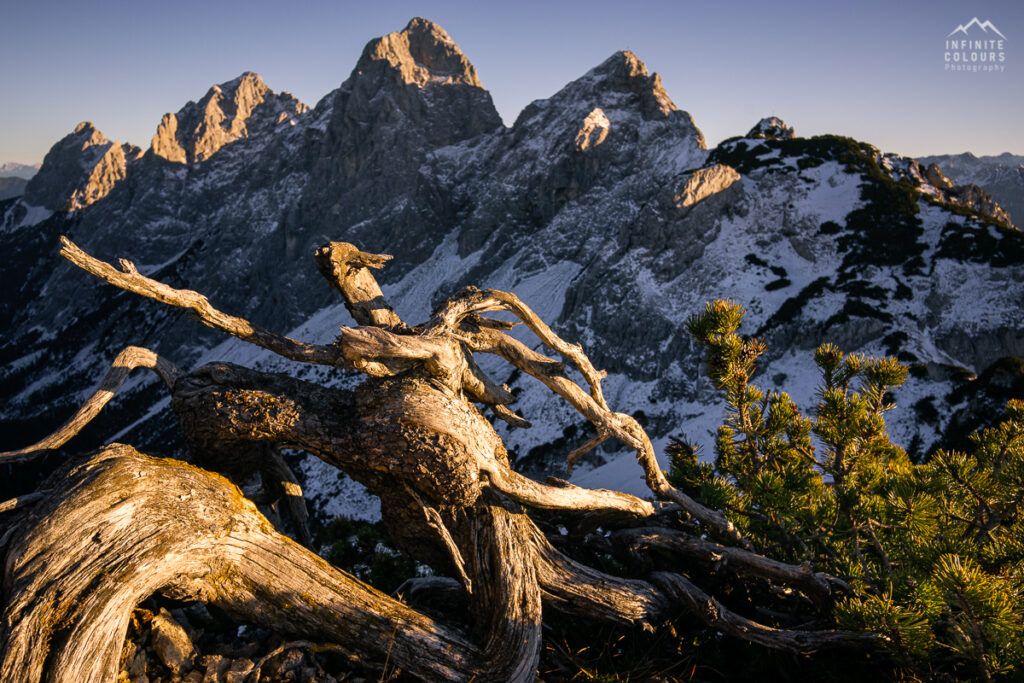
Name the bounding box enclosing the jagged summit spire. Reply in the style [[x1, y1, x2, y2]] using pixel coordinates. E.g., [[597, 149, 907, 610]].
[[353, 17, 484, 89], [71, 121, 105, 139], [150, 71, 307, 164], [510, 48, 705, 154]]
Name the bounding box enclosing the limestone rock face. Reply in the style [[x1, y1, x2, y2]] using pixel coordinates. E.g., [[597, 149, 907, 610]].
[[950, 183, 1014, 225], [747, 116, 795, 140], [151, 72, 307, 164], [333, 16, 502, 147], [918, 162, 1013, 225], [925, 163, 955, 190], [575, 108, 611, 151], [22, 122, 132, 211], [297, 17, 503, 266], [360, 16, 485, 89], [587, 50, 682, 122], [674, 164, 741, 208]]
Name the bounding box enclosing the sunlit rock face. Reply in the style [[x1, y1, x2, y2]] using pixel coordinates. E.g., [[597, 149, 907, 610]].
[[22, 122, 138, 211], [674, 164, 741, 208], [1, 20, 1021, 513], [151, 72, 307, 165], [575, 108, 610, 151]]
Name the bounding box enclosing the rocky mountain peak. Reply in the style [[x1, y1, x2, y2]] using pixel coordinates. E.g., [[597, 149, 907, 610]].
[[22, 121, 130, 211], [71, 121, 107, 143], [509, 48, 706, 162], [355, 17, 484, 89], [747, 116, 795, 140], [151, 72, 307, 164], [586, 50, 680, 121], [315, 18, 502, 199]]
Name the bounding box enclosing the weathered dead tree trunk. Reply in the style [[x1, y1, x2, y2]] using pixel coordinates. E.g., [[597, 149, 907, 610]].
[[0, 444, 481, 682], [0, 237, 887, 681]]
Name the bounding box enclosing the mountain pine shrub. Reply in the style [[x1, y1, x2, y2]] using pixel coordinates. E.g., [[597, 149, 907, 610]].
[[670, 300, 1024, 681]]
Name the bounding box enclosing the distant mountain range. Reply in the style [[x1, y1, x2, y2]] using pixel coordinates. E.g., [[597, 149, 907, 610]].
[[0, 163, 40, 200], [0, 162, 40, 180], [1, 18, 1021, 520]]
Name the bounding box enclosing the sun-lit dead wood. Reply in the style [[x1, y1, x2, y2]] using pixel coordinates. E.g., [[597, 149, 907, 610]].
[[314, 241, 407, 330], [0, 445, 482, 683], [59, 237, 345, 368], [0, 345, 178, 463], [452, 314, 744, 543], [0, 236, 889, 681]]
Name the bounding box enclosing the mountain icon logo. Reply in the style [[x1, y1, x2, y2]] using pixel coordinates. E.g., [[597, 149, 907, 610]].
[[948, 18, 1006, 40]]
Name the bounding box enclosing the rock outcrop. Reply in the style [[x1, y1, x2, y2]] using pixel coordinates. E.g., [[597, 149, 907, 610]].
[[674, 164, 741, 208], [747, 116, 795, 140], [925, 162, 955, 190], [919, 152, 1024, 226], [22, 122, 137, 211], [921, 162, 1014, 225], [151, 72, 306, 164]]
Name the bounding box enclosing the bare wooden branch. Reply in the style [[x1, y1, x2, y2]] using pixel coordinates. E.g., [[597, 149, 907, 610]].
[[482, 460, 656, 519], [60, 237, 345, 367], [459, 324, 744, 544], [650, 572, 887, 654], [0, 491, 50, 514], [612, 527, 853, 600], [449, 502, 543, 681], [490, 403, 532, 428], [566, 434, 608, 475], [336, 326, 458, 380], [405, 486, 473, 594], [266, 447, 313, 547], [526, 521, 670, 630], [0, 345, 178, 463], [314, 242, 407, 330], [432, 287, 610, 410], [461, 347, 515, 405]]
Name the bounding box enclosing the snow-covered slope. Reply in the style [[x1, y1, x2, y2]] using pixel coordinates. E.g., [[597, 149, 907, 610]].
[[2, 20, 1021, 522]]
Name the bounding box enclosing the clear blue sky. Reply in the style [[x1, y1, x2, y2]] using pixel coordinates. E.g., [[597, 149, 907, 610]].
[[1, 0, 1021, 165]]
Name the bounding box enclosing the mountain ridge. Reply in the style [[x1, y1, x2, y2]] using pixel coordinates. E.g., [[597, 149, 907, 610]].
[[1, 19, 1021, 516]]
